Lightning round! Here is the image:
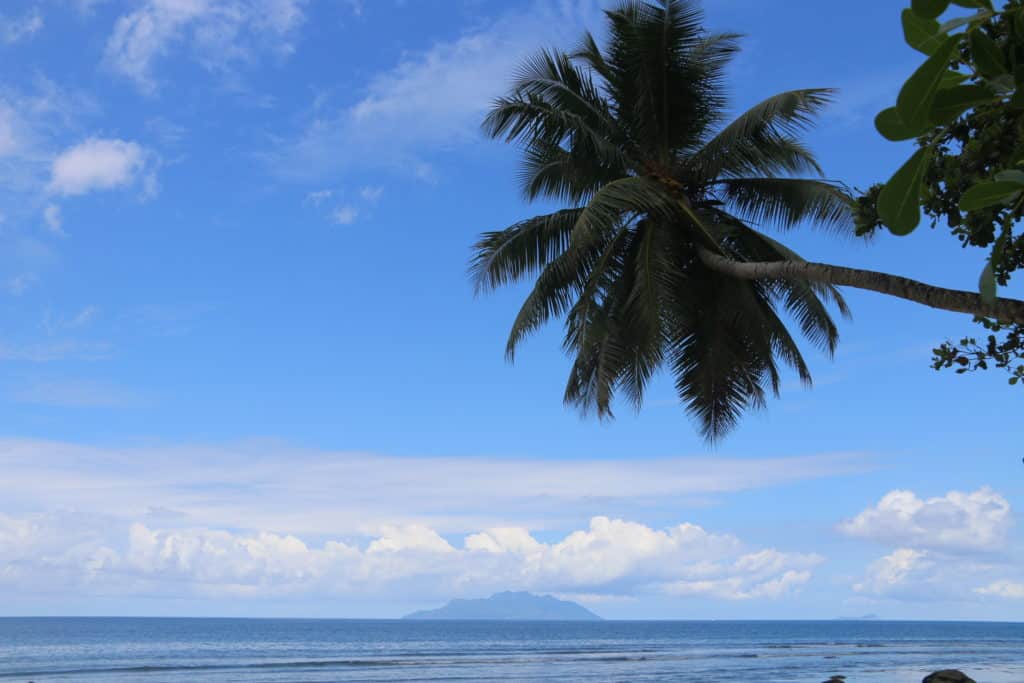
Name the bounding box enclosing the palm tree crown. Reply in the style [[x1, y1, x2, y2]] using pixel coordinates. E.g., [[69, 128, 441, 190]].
[[470, 0, 854, 441]]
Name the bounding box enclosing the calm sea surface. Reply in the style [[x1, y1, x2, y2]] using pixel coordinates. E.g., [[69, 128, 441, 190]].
[[0, 618, 1021, 682]]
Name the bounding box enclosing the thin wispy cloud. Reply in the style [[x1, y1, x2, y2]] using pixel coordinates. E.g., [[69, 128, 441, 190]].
[[269, 0, 606, 182], [0, 437, 873, 536], [9, 378, 143, 408], [103, 0, 307, 94], [42, 204, 64, 235], [0, 9, 43, 45], [332, 205, 357, 225]]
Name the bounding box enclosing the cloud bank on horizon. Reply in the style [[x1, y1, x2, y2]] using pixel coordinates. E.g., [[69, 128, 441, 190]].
[[0, 438, 1020, 616]]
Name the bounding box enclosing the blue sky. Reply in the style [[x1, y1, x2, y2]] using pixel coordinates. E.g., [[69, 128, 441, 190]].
[[0, 0, 1021, 620]]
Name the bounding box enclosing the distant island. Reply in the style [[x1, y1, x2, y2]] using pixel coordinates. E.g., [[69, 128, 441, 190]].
[[835, 614, 881, 621], [403, 591, 602, 621]]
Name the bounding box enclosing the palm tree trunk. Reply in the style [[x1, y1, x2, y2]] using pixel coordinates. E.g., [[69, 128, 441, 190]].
[[697, 248, 1024, 324]]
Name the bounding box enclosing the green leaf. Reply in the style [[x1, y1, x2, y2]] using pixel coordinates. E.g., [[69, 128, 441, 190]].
[[1014, 64, 1024, 90], [960, 180, 1024, 210], [878, 149, 930, 235], [902, 10, 945, 54], [995, 169, 1024, 184], [951, 0, 992, 8], [930, 84, 996, 124], [940, 70, 969, 87], [968, 29, 1007, 77], [1009, 89, 1024, 109], [989, 73, 1016, 94], [940, 12, 992, 34], [912, 0, 951, 19], [875, 107, 930, 141], [979, 261, 996, 304], [896, 36, 962, 130], [1015, 10, 1024, 41]]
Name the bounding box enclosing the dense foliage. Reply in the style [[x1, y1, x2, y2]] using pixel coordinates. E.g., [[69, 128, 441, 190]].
[[856, 0, 1024, 384]]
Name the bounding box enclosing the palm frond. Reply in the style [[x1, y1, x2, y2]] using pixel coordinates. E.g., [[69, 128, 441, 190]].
[[709, 212, 848, 354], [568, 175, 679, 248], [691, 89, 834, 179], [504, 229, 614, 361], [470, 209, 583, 292], [715, 177, 854, 233]]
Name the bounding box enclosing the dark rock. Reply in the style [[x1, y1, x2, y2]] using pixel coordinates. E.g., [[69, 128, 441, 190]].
[[821, 677, 845, 683], [923, 671, 976, 683]]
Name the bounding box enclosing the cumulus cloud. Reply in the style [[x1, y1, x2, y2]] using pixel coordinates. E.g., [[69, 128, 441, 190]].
[[0, 513, 820, 602], [974, 580, 1024, 599], [853, 548, 933, 597], [48, 138, 154, 197], [662, 545, 823, 600], [103, 0, 306, 94], [838, 488, 1012, 552]]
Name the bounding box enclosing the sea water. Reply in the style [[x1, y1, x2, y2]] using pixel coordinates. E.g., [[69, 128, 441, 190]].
[[0, 618, 1021, 682]]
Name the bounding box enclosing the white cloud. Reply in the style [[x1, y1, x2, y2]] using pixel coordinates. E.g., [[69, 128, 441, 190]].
[[663, 548, 822, 600], [103, 0, 307, 94], [0, 437, 870, 537], [851, 545, 1021, 602], [0, 438, 849, 602], [0, 339, 110, 362], [304, 188, 332, 205], [359, 185, 383, 202], [0, 512, 821, 602], [48, 138, 153, 197], [975, 580, 1024, 599], [9, 378, 141, 408], [41, 305, 99, 335], [853, 548, 932, 596], [69, 305, 98, 327], [6, 273, 36, 296], [838, 487, 1012, 552], [0, 80, 100, 292], [0, 79, 96, 191], [42, 204, 63, 235], [0, 106, 15, 156], [332, 205, 357, 224], [0, 10, 43, 44], [271, 0, 605, 181]]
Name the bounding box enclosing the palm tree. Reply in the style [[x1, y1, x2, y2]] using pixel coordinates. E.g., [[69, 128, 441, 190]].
[[471, 0, 853, 441], [471, 0, 1024, 441]]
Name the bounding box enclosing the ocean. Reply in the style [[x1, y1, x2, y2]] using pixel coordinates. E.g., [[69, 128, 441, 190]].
[[0, 618, 1021, 682]]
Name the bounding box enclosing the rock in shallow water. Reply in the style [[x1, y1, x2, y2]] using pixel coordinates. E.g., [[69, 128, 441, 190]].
[[923, 670, 976, 683]]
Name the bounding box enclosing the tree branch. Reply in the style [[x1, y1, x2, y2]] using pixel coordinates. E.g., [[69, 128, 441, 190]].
[[697, 248, 1024, 324]]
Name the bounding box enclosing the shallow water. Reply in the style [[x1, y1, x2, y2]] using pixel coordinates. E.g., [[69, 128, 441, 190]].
[[0, 618, 1020, 682]]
